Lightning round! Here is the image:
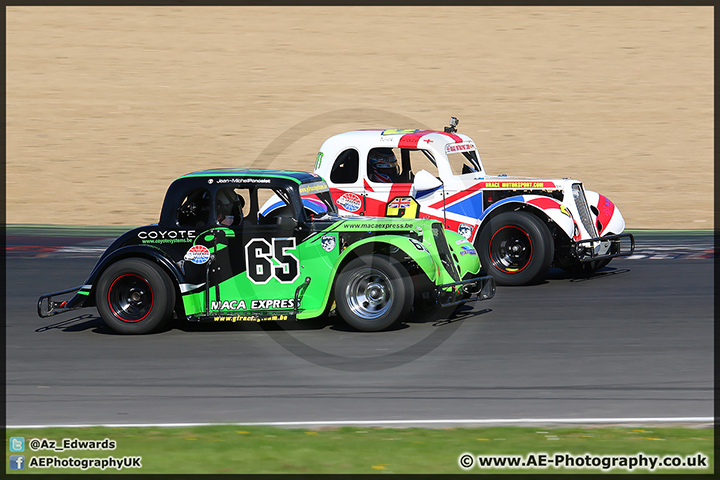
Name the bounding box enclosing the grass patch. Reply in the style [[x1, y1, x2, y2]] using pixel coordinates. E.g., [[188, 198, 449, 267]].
[[6, 425, 713, 474]]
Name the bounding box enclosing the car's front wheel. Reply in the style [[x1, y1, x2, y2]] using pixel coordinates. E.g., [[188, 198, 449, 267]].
[[96, 258, 176, 334], [477, 211, 554, 286], [334, 255, 413, 332]]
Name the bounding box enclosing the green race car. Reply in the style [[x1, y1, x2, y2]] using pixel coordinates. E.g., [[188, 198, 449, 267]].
[[38, 169, 495, 333]]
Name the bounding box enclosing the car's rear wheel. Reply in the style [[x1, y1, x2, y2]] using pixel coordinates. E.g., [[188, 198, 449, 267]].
[[96, 258, 175, 334], [477, 211, 554, 286], [334, 255, 413, 332]]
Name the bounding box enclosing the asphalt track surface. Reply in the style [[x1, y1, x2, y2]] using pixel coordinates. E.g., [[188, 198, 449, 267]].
[[5, 232, 714, 427]]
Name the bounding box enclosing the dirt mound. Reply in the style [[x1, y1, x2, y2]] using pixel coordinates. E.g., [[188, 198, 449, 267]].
[[6, 7, 713, 228]]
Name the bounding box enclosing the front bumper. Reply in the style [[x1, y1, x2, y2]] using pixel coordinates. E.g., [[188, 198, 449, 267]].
[[575, 233, 635, 262], [436, 275, 496, 307]]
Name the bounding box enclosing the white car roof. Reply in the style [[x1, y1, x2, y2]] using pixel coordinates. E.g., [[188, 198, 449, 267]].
[[318, 129, 475, 154]]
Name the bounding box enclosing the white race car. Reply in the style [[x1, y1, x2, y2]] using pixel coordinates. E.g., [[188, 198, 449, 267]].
[[313, 118, 634, 286]]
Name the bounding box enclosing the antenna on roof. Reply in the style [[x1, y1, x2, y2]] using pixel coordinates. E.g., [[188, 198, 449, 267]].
[[444, 117, 459, 134]]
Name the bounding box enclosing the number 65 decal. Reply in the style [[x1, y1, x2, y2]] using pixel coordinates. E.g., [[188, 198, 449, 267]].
[[245, 238, 300, 284]]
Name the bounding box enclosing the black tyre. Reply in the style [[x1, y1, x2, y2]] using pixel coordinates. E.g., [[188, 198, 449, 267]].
[[477, 211, 554, 286], [96, 258, 176, 334], [334, 255, 413, 332]]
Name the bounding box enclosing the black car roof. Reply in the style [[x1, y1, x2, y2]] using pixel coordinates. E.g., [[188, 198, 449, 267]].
[[178, 169, 322, 184]]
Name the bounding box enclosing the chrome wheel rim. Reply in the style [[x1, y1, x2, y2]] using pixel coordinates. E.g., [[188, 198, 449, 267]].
[[345, 267, 393, 320]]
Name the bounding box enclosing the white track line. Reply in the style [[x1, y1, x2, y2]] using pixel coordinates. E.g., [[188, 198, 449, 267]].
[[8, 417, 714, 429]]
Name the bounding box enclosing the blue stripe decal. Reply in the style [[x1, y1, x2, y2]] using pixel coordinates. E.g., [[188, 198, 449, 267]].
[[478, 195, 527, 222], [445, 191, 484, 218]]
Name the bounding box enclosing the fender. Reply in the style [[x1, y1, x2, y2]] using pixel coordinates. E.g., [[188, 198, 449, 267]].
[[74, 244, 186, 308], [336, 234, 441, 283], [444, 229, 481, 278], [297, 233, 441, 320], [584, 189, 626, 236], [479, 195, 575, 240]]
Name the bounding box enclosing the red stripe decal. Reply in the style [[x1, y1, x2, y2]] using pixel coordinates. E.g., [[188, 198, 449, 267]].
[[363, 178, 375, 193], [397, 130, 438, 148], [439, 132, 463, 142], [527, 197, 561, 210], [388, 182, 413, 200], [596, 194, 615, 234], [398, 130, 465, 149]]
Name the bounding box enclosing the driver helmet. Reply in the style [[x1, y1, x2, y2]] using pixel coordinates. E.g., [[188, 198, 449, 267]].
[[368, 149, 399, 183], [217, 190, 245, 226]]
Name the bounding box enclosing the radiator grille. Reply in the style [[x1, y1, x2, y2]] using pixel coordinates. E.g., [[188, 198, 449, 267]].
[[572, 183, 598, 238], [431, 223, 460, 281]]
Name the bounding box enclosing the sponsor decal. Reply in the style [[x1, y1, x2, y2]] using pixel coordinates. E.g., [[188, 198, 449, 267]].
[[315, 151, 324, 169], [458, 224, 473, 239], [343, 222, 415, 230], [207, 179, 214, 184], [210, 298, 296, 310], [211, 300, 248, 310], [385, 196, 420, 219], [408, 238, 427, 252], [299, 180, 329, 196], [138, 230, 196, 242], [216, 178, 272, 184], [185, 245, 211, 264], [214, 314, 290, 322], [252, 298, 296, 309], [336, 192, 362, 212], [445, 143, 476, 153], [455, 238, 470, 245], [321, 234, 336, 252], [479, 181, 555, 189], [460, 244, 477, 256], [560, 205, 572, 217]]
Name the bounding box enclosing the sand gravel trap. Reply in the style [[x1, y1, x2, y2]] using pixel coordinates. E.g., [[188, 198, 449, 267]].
[[6, 6, 713, 228]]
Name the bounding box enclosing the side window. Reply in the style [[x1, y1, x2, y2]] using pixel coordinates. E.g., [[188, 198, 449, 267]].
[[367, 147, 401, 184], [176, 188, 211, 228], [257, 187, 295, 225], [366, 148, 439, 184], [404, 149, 439, 181], [330, 149, 359, 184], [215, 187, 249, 226]]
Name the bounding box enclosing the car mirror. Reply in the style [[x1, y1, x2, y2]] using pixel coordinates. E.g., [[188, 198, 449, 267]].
[[413, 169, 443, 192]]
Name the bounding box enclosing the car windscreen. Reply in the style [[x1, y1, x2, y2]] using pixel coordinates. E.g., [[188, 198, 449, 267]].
[[299, 180, 337, 218], [447, 149, 483, 176]]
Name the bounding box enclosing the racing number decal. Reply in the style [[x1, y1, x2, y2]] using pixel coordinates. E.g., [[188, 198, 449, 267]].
[[246, 239, 273, 283], [245, 238, 300, 284], [386, 196, 420, 219], [273, 238, 299, 282]]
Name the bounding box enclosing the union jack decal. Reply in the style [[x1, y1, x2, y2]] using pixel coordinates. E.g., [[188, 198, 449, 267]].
[[388, 198, 412, 209]]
